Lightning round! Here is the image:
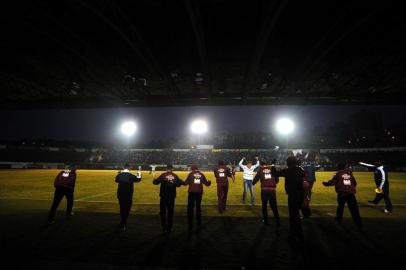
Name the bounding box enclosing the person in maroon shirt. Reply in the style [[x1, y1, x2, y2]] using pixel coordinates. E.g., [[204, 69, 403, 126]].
[[214, 160, 234, 213], [153, 164, 184, 233], [253, 161, 280, 227], [323, 162, 363, 231], [184, 164, 211, 231], [48, 165, 77, 224]]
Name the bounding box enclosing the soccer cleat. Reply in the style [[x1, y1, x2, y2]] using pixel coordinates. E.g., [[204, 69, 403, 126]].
[[48, 220, 55, 225], [368, 200, 377, 205], [67, 212, 75, 216], [262, 219, 268, 225], [120, 226, 127, 231], [384, 209, 391, 214]]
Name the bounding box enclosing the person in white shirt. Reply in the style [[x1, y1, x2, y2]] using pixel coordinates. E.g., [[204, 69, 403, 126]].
[[239, 156, 260, 205], [359, 161, 392, 213]]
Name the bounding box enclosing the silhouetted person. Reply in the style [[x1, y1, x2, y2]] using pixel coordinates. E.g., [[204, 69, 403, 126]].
[[153, 164, 184, 233], [115, 164, 142, 231], [48, 165, 77, 224], [274, 156, 306, 244]]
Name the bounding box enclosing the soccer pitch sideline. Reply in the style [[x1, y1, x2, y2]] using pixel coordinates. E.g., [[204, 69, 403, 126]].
[[1, 169, 406, 269], [1, 169, 406, 216]]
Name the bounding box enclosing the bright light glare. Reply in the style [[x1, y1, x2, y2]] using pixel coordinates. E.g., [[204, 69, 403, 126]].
[[121, 121, 137, 137], [276, 118, 294, 135], [190, 120, 208, 135]]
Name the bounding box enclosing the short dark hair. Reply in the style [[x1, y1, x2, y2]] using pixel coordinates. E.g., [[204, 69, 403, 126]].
[[260, 161, 267, 166], [166, 164, 173, 170], [191, 164, 198, 170], [218, 160, 225, 166], [337, 162, 346, 170], [123, 163, 130, 169], [374, 160, 383, 167]]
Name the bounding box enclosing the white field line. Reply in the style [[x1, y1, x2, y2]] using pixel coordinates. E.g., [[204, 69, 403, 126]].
[[1, 197, 406, 206], [75, 192, 111, 201]]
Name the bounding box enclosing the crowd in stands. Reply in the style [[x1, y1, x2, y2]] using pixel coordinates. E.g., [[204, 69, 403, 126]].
[[1, 143, 406, 170]]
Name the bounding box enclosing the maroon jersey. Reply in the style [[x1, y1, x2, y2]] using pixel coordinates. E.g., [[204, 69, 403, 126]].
[[54, 169, 76, 190], [253, 166, 279, 191], [325, 169, 357, 195], [184, 170, 211, 193], [153, 172, 184, 198], [214, 165, 232, 184]]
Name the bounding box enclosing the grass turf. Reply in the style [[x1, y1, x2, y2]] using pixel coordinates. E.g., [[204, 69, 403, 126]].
[[1, 170, 406, 269]]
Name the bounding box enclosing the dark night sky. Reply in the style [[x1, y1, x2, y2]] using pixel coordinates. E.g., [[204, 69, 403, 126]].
[[1, 106, 405, 143]]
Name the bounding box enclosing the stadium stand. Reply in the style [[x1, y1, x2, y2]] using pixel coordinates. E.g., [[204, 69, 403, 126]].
[[1, 143, 405, 171]]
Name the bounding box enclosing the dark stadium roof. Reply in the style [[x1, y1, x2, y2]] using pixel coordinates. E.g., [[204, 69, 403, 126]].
[[1, 0, 406, 108]]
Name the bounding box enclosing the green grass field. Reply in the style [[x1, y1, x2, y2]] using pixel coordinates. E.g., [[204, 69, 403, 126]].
[[1, 169, 406, 269], [1, 170, 406, 212]]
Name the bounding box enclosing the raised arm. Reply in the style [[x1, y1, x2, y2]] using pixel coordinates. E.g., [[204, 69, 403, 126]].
[[252, 157, 260, 170], [359, 162, 375, 168], [238, 158, 245, 169]]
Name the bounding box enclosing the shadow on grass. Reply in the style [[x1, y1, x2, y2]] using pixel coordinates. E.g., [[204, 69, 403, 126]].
[[1, 209, 406, 269]]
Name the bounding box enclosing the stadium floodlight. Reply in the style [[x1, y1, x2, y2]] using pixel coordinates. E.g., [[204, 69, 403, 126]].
[[190, 119, 208, 135], [276, 118, 294, 135], [121, 121, 137, 137]]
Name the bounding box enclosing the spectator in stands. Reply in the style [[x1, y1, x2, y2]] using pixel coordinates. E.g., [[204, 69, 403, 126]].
[[115, 163, 142, 231], [359, 160, 393, 213], [153, 164, 184, 233], [239, 156, 260, 205], [48, 165, 77, 224], [184, 164, 211, 231], [323, 162, 363, 231]]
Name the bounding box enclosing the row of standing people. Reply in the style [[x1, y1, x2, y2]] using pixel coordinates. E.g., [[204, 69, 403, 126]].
[[47, 157, 392, 244]]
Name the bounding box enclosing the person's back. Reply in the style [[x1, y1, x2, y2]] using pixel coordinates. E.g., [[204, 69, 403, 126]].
[[303, 163, 320, 183], [115, 165, 142, 230], [273, 156, 305, 243], [334, 169, 357, 195], [153, 171, 183, 198], [254, 165, 278, 190], [185, 169, 211, 193], [214, 165, 232, 184], [116, 169, 141, 191], [54, 169, 76, 190], [276, 166, 305, 195]]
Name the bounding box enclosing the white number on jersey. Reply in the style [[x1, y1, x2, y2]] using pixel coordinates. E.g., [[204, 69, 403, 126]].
[[194, 178, 201, 184], [343, 179, 351, 185], [219, 172, 225, 177], [264, 173, 272, 179]]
